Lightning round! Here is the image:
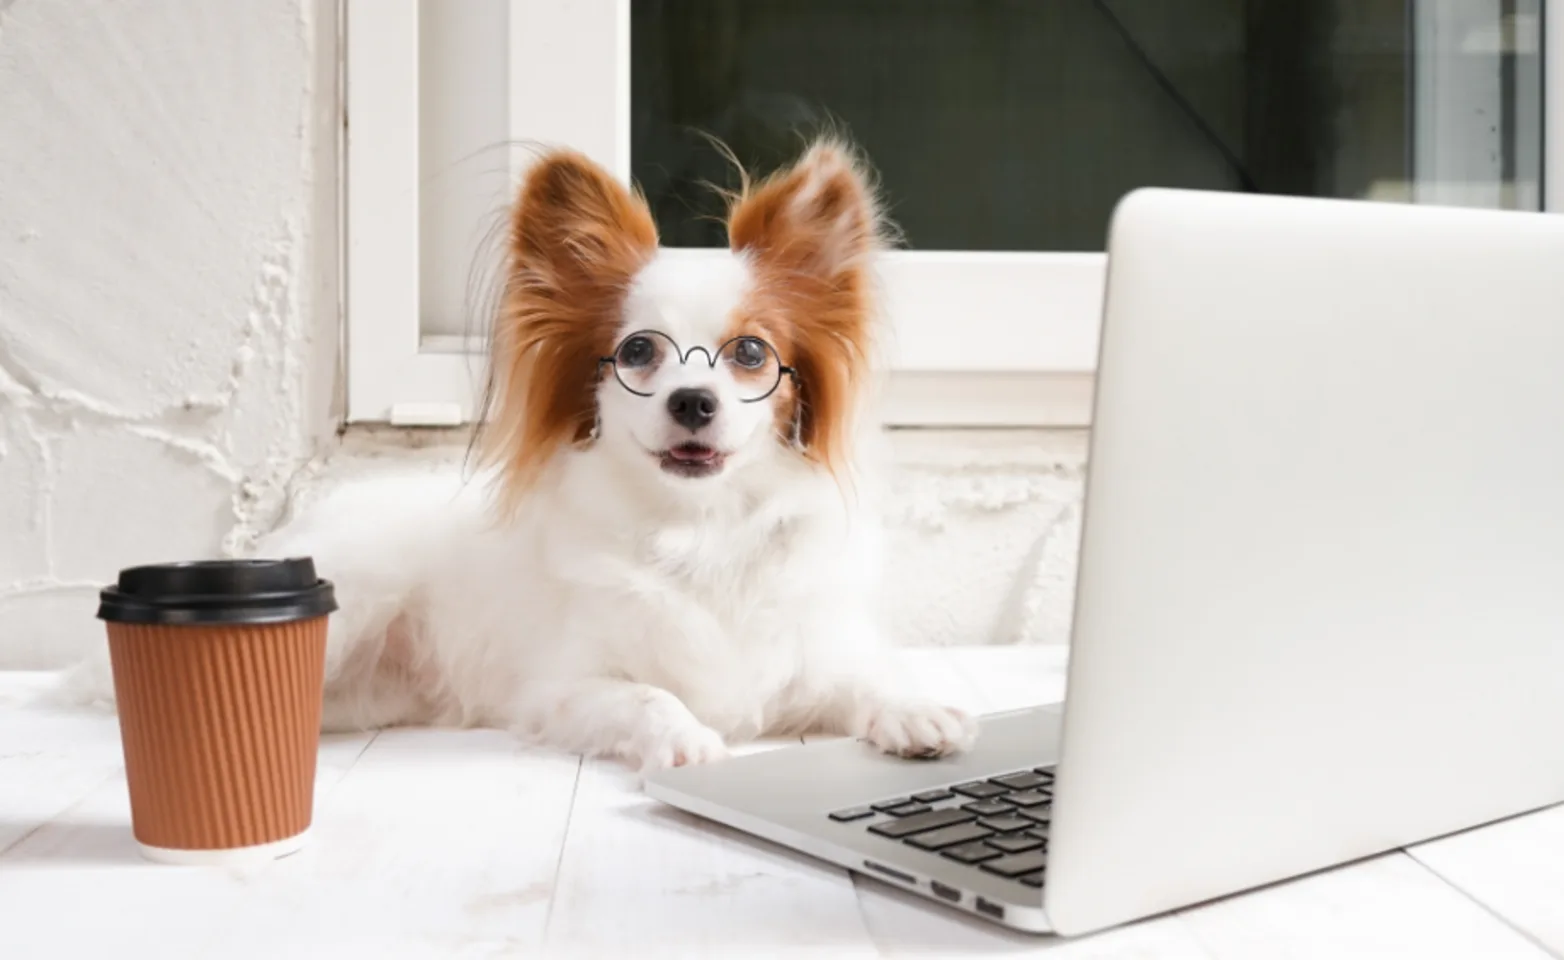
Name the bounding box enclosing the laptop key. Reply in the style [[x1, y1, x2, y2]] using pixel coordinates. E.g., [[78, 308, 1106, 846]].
[[986, 833, 1044, 854], [872, 797, 913, 812], [952, 781, 1010, 800], [828, 805, 876, 822], [905, 822, 994, 851], [883, 802, 932, 817], [868, 807, 975, 839], [977, 815, 1033, 833], [942, 841, 1004, 864], [912, 788, 954, 803], [1019, 870, 1046, 887], [992, 771, 1051, 791], [961, 799, 1014, 817], [1018, 807, 1053, 825], [1025, 829, 1051, 842], [981, 851, 1049, 877], [1003, 790, 1051, 807]]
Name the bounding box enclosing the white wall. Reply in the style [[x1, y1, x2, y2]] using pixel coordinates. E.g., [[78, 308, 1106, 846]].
[[0, 0, 340, 667]]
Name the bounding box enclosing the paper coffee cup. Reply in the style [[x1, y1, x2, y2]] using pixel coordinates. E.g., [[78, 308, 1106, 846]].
[[96, 558, 337, 866]]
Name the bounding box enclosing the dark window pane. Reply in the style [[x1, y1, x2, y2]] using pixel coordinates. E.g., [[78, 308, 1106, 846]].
[[631, 0, 1544, 251]]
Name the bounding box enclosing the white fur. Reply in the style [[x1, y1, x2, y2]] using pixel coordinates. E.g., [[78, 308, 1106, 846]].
[[63, 218, 977, 775]]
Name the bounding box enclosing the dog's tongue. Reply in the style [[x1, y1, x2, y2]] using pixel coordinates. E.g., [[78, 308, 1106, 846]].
[[668, 443, 717, 463]]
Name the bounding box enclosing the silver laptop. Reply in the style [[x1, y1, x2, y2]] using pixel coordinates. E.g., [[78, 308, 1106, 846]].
[[643, 188, 1564, 936]]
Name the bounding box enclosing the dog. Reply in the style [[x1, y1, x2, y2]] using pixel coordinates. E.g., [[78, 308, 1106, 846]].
[[74, 139, 978, 772]]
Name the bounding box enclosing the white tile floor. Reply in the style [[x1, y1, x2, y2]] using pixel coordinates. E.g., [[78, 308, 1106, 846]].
[[2, 648, 1561, 958]]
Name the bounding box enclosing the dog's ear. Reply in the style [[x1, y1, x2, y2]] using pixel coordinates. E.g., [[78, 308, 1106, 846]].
[[728, 138, 882, 287], [480, 150, 658, 515], [728, 139, 884, 475]]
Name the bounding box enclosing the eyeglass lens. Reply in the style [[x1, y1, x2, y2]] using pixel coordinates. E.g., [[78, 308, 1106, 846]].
[[610, 331, 785, 402]]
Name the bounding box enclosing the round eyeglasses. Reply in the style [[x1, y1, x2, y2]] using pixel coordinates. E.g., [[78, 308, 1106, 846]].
[[598, 330, 796, 403]]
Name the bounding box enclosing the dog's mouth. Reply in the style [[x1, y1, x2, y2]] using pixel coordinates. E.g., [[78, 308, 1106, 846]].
[[658, 442, 727, 478]]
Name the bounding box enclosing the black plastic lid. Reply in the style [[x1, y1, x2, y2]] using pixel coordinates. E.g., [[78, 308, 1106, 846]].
[[96, 558, 338, 626]]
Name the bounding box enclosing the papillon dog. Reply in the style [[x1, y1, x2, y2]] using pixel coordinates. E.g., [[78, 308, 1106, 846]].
[[73, 139, 978, 772]]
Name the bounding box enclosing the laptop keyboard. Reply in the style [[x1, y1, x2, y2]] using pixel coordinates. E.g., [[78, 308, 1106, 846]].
[[828, 767, 1054, 889]]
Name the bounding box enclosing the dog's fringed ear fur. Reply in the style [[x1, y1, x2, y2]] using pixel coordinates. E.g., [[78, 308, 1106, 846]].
[[727, 140, 885, 476], [479, 150, 659, 516]]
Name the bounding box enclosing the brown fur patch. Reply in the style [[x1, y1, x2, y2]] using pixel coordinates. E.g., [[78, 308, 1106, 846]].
[[725, 140, 884, 476], [478, 151, 659, 515]]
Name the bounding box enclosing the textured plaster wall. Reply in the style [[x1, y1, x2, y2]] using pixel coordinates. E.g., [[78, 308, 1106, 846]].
[[883, 431, 1083, 649], [0, 0, 341, 667]]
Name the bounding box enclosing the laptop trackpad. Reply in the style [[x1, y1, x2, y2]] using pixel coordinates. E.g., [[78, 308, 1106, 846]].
[[647, 705, 1064, 817]]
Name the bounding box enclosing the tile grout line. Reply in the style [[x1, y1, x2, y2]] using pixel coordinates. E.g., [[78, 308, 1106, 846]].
[[846, 872, 892, 958], [182, 728, 388, 958], [539, 753, 585, 945], [1403, 847, 1564, 960], [0, 766, 123, 859], [0, 725, 381, 862], [337, 729, 380, 785], [313, 728, 381, 806]]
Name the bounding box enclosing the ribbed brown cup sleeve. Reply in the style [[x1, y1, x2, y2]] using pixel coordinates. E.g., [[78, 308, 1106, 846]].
[[106, 617, 328, 851]]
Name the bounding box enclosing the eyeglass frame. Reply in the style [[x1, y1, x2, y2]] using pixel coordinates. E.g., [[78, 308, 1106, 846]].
[[596, 330, 798, 403]]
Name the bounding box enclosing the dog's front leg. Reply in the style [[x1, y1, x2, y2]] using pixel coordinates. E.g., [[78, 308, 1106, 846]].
[[514, 678, 731, 772]]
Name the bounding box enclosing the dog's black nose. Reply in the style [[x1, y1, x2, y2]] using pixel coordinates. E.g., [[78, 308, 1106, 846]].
[[667, 387, 718, 431]]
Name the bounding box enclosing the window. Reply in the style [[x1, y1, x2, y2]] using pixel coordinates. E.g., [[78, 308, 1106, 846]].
[[345, 0, 1559, 427]]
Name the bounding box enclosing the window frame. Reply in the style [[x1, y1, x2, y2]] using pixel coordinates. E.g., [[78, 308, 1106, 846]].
[[343, 0, 1562, 427]]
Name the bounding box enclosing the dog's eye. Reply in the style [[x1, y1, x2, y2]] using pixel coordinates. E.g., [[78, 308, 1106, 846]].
[[618, 336, 656, 368], [732, 338, 768, 369]]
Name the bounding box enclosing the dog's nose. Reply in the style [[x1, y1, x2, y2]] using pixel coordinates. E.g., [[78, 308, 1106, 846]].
[[667, 387, 718, 431]]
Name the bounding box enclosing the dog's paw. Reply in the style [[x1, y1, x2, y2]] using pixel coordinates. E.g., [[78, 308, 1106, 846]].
[[634, 721, 731, 772], [862, 701, 978, 759]]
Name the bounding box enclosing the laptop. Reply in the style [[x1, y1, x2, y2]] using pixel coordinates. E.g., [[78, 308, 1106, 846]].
[[643, 188, 1564, 936]]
